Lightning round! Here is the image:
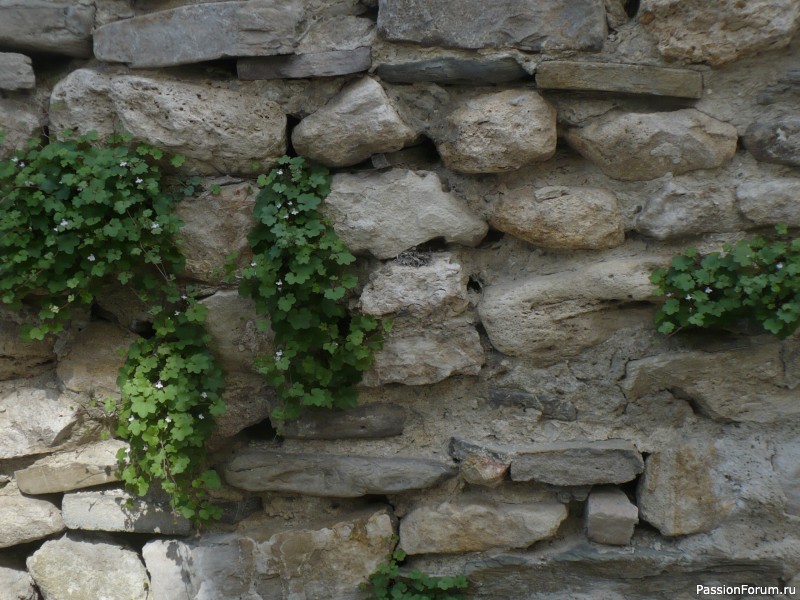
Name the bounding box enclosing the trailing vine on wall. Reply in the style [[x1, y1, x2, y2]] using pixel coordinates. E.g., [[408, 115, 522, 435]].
[[361, 547, 469, 600]]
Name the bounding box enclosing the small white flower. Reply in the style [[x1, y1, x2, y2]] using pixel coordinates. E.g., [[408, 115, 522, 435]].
[[59, 219, 69, 228], [10, 157, 18, 163], [685, 294, 692, 301], [287, 202, 293, 206], [49, 304, 59, 314], [165, 416, 172, 423], [704, 287, 712, 293], [120, 161, 128, 167], [124, 447, 131, 454], [143, 444, 148, 451], [88, 254, 96, 262], [290, 209, 298, 215], [19, 162, 25, 168], [200, 392, 208, 399], [665, 292, 673, 297], [155, 380, 164, 389], [283, 214, 289, 219], [181, 294, 188, 300], [250, 261, 257, 267], [53, 227, 58, 232], [150, 222, 159, 230], [275, 350, 283, 359], [777, 262, 784, 269], [198, 414, 205, 420], [276, 280, 282, 286], [128, 416, 134, 423], [174, 310, 180, 316], [135, 177, 143, 184], [277, 169, 284, 175]]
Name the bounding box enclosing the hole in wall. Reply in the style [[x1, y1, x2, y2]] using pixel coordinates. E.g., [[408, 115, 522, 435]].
[[413, 236, 449, 253], [478, 227, 505, 248], [285, 115, 301, 158], [241, 418, 280, 442], [467, 276, 483, 293], [624, 0, 640, 18]]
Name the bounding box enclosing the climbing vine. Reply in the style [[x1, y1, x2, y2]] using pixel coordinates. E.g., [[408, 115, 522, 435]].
[[362, 547, 469, 600]]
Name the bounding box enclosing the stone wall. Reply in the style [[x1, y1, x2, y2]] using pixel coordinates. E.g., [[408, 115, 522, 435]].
[[1, 1, 800, 599]]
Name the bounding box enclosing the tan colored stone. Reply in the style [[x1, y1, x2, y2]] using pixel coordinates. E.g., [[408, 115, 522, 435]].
[[585, 486, 638, 545], [737, 178, 800, 227], [0, 0, 95, 57], [0, 386, 79, 459], [0, 99, 40, 160], [0, 560, 36, 600], [0, 488, 64, 548], [211, 371, 274, 442], [0, 52, 34, 90]]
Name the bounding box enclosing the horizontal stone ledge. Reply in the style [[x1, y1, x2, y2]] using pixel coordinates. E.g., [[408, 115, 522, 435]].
[[277, 403, 406, 440], [375, 55, 527, 85], [238, 47, 371, 79], [536, 61, 703, 99], [0, 0, 94, 58], [224, 448, 456, 496], [0, 53, 35, 90]]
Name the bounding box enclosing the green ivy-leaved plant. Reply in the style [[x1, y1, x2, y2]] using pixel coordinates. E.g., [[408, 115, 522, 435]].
[[651, 225, 800, 338], [238, 156, 388, 421], [361, 547, 469, 600]]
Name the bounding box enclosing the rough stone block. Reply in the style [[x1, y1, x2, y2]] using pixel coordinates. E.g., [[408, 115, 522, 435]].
[[737, 178, 800, 227], [744, 116, 800, 167], [238, 47, 371, 79], [0, 308, 56, 381], [487, 387, 577, 421], [0, 490, 64, 548], [0, 99, 40, 160], [278, 403, 406, 439], [585, 486, 638, 545], [0, 559, 36, 600], [0, 386, 79, 460], [376, 55, 527, 84], [0, 53, 35, 90], [0, 0, 95, 57]]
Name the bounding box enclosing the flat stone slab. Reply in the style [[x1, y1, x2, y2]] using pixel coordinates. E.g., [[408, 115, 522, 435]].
[[62, 489, 191, 535], [0, 491, 64, 548], [278, 404, 406, 439], [744, 115, 800, 167], [536, 61, 703, 99], [15, 439, 127, 494], [487, 387, 577, 421], [0, 386, 79, 460], [0, 53, 35, 90], [510, 440, 644, 486], [224, 448, 456, 496], [378, 0, 606, 52], [376, 55, 527, 84], [238, 48, 371, 79], [0, 0, 95, 57]]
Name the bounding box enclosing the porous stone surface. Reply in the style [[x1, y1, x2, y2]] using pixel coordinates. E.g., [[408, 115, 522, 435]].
[[15, 439, 127, 494], [489, 186, 625, 249], [279, 403, 406, 439], [640, 0, 800, 67], [0, 385, 79, 459], [536, 61, 703, 98], [376, 55, 527, 84], [478, 257, 660, 362], [238, 47, 372, 79], [0, 53, 34, 90], [510, 440, 644, 486], [0, 309, 56, 380], [486, 387, 577, 421], [449, 438, 511, 487], [585, 487, 639, 545], [772, 441, 800, 517], [50, 69, 287, 175], [0, 0, 95, 57], [637, 441, 733, 536], [62, 489, 191, 535], [564, 109, 738, 181], [378, 0, 607, 51], [93, 1, 304, 68], [622, 343, 799, 423], [399, 493, 568, 554], [736, 178, 800, 227], [436, 90, 557, 173], [743, 116, 800, 167], [0, 99, 40, 160], [0, 489, 64, 548], [292, 77, 417, 167], [325, 169, 487, 258], [224, 447, 456, 496], [0, 559, 37, 600], [27, 536, 149, 600], [212, 372, 275, 442], [143, 507, 395, 600]]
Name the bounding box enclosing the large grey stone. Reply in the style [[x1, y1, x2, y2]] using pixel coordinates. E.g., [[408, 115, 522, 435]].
[[0, 99, 39, 160], [0, 53, 34, 90], [0, 386, 79, 459], [27, 536, 149, 600], [622, 344, 799, 423], [62, 489, 191, 535], [536, 61, 703, 98], [487, 387, 577, 421], [436, 90, 557, 173], [238, 47, 371, 79], [743, 116, 800, 167], [143, 507, 395, 600], [376, 55, 527, 84], [399, 493, 567, 554], [325, 169, 487, 259], [212, 371, 275, 442], [510, 440, 644, 486], [0, 560, 36, 600], [640, 0, 800, 67], [378, 0, 606, 52], [478, 257, 660, 361], [224, 447, 456, 496], [279, 403, 406, 439], [772, 441, 800, 517], [0, 489, 64, 548], [15, 440, 126, 494], [585, 487, 638, 545], [736, 178, 800, 227], [93, 1, 303, 68], [564, 109, 738, 181], [490, 186, 624, 249], [0, 308, 56, 381], [292, 77, 417, 167], [0, 0, 94, 57]]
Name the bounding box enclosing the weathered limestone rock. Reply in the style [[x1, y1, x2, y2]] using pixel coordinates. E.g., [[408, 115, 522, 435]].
[[0, 560, 37, 600], [143, 507, 395, 600], [635, 177, 741, 238], [0, 489, 64, 548], [325, 169, 487, 259], [510, 440, 644, 486], [0, 100, 39, 160], [448, 438, 511, 487], [56, 321, 137, 399], [359, 253, 469, 317], [487, 387, 577, 421], [640, 0, 800, 67], [622, 344, 799, 423], [213, 372, 275, 441], [295, 15, 375, 53], [27, 536, 149, 600], [224, 447, 456, 496], [50, 70, 287, 175], [436, 90, 557, 173], [362, 316, 484, 386], [279, 403, 406, 439], [536, 61, 703, 98], [736, 178, 800, 227], [490, 186, 625, 249], [564, 109, 738, 181], [0, 386, 79, 459], [292, 77, 417, 167], [378, 0, 606, 52], [772, 442, 800, 517], [0, 53, 35, 90], [0, 309, 56, 380], [15, 439, 126, 494], [585, 487, 638, 545], [238, 48, 372, 79], [478, 257, 660, 361], [637, 441, 733, 536], [743, 116, 800, 167], [93, 1, 303, 68], [399, 494, 567, 554], [175, 181, 257, 283], [0, 0, 95, 57], [62, 489, 191, 535], [376, 55, 527, 84]]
